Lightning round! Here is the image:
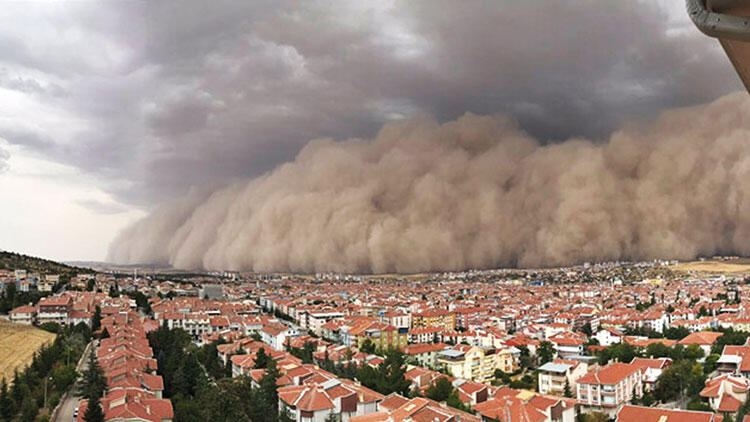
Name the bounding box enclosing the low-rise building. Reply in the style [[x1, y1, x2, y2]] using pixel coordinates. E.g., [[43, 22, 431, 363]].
[[576, 363, 643, 417]]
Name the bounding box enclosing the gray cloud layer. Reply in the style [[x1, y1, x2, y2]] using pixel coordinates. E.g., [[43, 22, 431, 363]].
[[109, 93, 750, 273], [0, 1, 742, 206]]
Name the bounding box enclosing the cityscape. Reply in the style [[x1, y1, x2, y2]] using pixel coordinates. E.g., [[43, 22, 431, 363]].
[[3, 1, 750, 422]]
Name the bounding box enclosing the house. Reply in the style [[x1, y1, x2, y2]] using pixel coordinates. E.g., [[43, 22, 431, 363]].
[[411, 310, 456, 331], [630, 358, 671, 391], [678, 331, 723, 356], [340, 319, 407, 351], [616, 404, 721, 422], [437, 346, 498, 383], [474, 388, 576, 422], [537, 359, 588, 396], [699, 374, 750, 415], [576, 363, 643, 417], [717, 342, 750, 377], [404, 343, 449, 368], [277, 378, 383, 422], [453, 379, 488, 406], [37, 295, 72, 325], [350, 396, 480, 422], [548, 331, 586, 358], [9, 305, 36, 325], [594, 329, 623, 347], [261, 323, 291, 351]]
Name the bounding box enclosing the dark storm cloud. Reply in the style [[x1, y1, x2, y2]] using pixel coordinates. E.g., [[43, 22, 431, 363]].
[[0, 0, 742, 207]]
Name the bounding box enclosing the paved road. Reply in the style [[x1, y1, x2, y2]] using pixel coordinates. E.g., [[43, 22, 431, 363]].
[[54, 341, 93, 422]]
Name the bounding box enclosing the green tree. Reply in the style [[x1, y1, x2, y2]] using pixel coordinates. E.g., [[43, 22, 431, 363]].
[[253, 359, 281, 422], [426, 377, 453, 402], [92, 305, 102, 333], [663, 326, 689, 340], [538, 342, 555, 365], [80, 352, 106, 400], [19, 395, 38, 422], [645, 342, 671, 358], [360, 339, 376, 354], [564, 378, 572, 398], [254, 348, 270, 369], [83, 395, 105, 422], [653, 360, 705, 403], [0, 380, 14, 421]]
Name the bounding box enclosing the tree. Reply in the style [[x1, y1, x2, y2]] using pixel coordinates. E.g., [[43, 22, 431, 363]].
[[663, 326, 689, 340], [704, 354, 720, 374], [0, 380, 14, 421], [252, 359, 281, 422], [564, 379, 572, 398], [684, 344, 705, 361], [518, 345, 533, 369], [83, 395, 105, 422], [360, 339, 376, 354], [357, 349, 410, 396], [712, 329, 750, 355], [254, 347, 270, 369], [653, 360, 705, 403], [378, 349, 411, 396], [737, 393, 750, 422], [597, 342, 638, 365], [426, 377, 453, 402], [645, 342, 671, 359], [538, 342, 555, 365], [80, 352, 106, 400], [19, 395, 38, 422], [92, 305, 102, 333]]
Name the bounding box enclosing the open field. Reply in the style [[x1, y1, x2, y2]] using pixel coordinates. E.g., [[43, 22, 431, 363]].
[[0, 321, 56, 382], [672, 260, 750, 274]]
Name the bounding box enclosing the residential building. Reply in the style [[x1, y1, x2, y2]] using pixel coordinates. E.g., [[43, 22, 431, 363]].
[[576, 363, 643, 417]]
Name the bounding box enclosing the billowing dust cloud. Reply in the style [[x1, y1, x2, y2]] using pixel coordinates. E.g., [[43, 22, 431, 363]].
[[108, 93, 750, 273]]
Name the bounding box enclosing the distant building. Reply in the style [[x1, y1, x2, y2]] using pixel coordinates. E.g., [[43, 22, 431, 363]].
[[199, 284, 224, 300]]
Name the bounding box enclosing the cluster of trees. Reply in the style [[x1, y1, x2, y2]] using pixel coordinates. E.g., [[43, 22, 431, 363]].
[[623, 325, 690, 341], [80, 353, 107, 422], [711, 328, 750, 354], [652, 360, 706, 405], [425, 377, 470, 412], [0, 323, 90, 422], [596, 342, 706, 366], [148, 325, 294, 422], [287, 341, 315, 364], [0, 251, 86, 275], [356, 349, 411, 396], [0, 283, 49, 314]]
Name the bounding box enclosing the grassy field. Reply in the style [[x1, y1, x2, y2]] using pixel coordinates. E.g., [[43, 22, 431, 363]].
[[0, 321, 56, 382], [673, 260, 750, 274]]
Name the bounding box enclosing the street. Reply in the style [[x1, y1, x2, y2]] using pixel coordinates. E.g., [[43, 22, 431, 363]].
[[53, 341, 93, 422]]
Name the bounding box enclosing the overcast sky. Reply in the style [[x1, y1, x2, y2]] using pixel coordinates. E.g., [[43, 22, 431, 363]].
[[0, 0, 743, 262]]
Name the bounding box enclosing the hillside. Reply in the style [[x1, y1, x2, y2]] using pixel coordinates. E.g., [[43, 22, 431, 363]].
[[0, 250, 92, 275]]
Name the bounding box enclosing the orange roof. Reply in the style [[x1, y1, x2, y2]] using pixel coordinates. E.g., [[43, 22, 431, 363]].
[[617, 405, 717, 422], [578, 363, 640, 386], [678, 331, 722, 346]]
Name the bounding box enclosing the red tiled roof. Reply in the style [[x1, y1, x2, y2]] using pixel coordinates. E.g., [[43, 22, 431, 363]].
[[617, 405, 717, 422]]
